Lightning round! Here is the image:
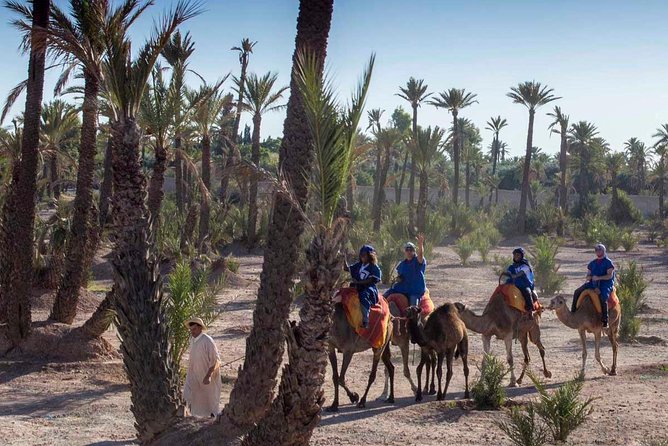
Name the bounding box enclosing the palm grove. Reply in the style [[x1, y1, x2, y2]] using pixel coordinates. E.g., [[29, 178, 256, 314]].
[[0, 0, 667, 445]]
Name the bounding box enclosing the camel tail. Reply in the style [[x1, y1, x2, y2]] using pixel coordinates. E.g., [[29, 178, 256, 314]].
[[454, 345, 461, 360]]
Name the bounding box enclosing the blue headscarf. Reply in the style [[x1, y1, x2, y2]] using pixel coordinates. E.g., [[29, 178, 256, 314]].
[[359, 245, 375, 256]]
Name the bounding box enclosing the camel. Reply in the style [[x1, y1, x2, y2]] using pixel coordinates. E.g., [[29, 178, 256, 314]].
[[327, 302, 395, 411], [406, 303, 470, 402], [548, 294, 620, 377], [381, 300, 436, 398], [454, 289, 551, 387]]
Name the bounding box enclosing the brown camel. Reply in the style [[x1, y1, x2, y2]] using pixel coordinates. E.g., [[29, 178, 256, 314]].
[[406, 303, 470, 402], [454, 292, 551, 387], [548, 294, 620, 376], [327, 302, 395, 411], [381, 301, 436, 398]]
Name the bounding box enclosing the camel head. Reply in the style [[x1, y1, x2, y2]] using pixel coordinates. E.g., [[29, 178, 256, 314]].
[[454, 302, 467, 314], [548, 295, 568, 310], [405, 305, 422, 322]]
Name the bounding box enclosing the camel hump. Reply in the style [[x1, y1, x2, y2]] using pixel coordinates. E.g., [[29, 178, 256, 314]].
[[576, 287, 618, 313]]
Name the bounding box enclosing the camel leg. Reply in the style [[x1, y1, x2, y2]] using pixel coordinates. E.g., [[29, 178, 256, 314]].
[[579, 329, 588, 377], [609, 326, 619, 376], [339, 351, 359, 404], [594, 330, 610, 375], [416, 351, 427, 402], [481, 335, 492, 369], [429, 351, 437, 395], [442, 349, 455, 401], [436, 351, 445, 401], [381, 344, 395, 404], [505, 336, 517, 387], [460, 338, 470, 399], [327, 347, 340, 412], [400, 339, 417, 392], [422, 352, 430, 394], [358, 350, 382, 408], [531, 327, 552, 379], [516, 332, 530, 386]]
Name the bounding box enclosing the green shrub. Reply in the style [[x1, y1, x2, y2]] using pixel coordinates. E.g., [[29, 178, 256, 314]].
[[496, 405, 549, 446], [454, 236, 475, 266], [528, 235, 566, 295], [492, 254, 513, 276], [472, 354, 508, 410], [166, 259, 224, 367], [621, 232, 638, 252], [423, 211, 449, 250], [447, 202, 476, 237], [226, 256, 240, 274], [582, 216, 624, 251], [472, 234, 492, 264], [617, 261, 648, 341], [530, 373, 595, 442], [527, 204, 562, 235], [608, 190, 642, 226]]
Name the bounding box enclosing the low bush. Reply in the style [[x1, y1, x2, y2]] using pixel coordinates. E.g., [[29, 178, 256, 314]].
[[527, 204, 563, 235], [496, 405, 548, 446], [454, 236, 475, 266], [531, 373, 595, 443], [472, 234, 492, 264], [492, 254, 513, 276], [581, 216, 624, 251], [617, 261, 648, 341], [472, 354, 508, 410], [447, 202, 477, 237], [226, 256, 240, 274], [608, 190, 643, 226], [621, 231, 638, 252], [529, 235, 566, 295]]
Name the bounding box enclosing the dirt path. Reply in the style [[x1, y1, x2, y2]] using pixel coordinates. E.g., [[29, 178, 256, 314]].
[[1, 238, 667, 445]]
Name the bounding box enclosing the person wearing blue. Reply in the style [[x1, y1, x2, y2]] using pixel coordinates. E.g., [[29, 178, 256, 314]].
[[505, 247, 536, 316], [344, 245, 382, 328], [385, 234, 427, 307], [571, 243, 615, 327]]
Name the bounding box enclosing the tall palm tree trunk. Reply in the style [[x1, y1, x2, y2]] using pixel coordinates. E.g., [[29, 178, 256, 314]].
[[488, 135, 498, 206], [110, 118, 181, 442], [51, 72, 100, 324], [396, 151, 409, 204], [174, 136, 184, 212], [408, 106, 417, 227], [243, 222, 346, 446], [373, 149, 391, 231], [220, 0, 333, 431], [0, 0, 50, 339], [452, 111, 460, 205], [198, 134, 211, 246], [416, 169, 428, 232], [465, 158, 471, 208], [518, 109, 535, 233], [98, 136, 113, 229], [559, 130, 568, 211], [147, 143, 167, 221], [247, 114, 262, 247]]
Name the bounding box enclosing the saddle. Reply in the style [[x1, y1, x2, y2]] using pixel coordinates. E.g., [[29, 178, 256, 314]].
[[334, 287, 390, 349], [576, 287, 619, 313], [385, 289, 435, 317], [492, 284, 541, 314]]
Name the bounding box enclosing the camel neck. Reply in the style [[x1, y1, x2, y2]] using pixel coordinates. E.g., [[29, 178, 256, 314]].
[[555, 305, 580, 330], [459, 309, 488, 334], [407, 318, 427, 347]]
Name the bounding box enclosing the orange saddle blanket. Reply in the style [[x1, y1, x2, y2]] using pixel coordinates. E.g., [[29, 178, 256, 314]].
[[335, 287, 390, 349], [576, 288, 619, 313], [492, 284, 541, 313], [385, 289, 435, 317]]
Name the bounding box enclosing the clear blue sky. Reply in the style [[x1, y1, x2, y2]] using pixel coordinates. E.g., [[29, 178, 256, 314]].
[[1, 0, 667, 158]]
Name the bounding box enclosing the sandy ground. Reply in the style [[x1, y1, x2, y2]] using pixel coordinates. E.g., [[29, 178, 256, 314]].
[[1, 236, 667, 446]]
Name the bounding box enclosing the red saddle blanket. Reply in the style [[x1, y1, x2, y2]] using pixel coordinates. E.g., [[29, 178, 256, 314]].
[[334, 287, 390, 349], [491, 284, 542, 313], [385, 289, 435, 317]]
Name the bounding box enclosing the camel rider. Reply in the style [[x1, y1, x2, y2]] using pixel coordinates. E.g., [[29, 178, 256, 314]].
[[344, 245, 382, 329], [505, 247, 536, 316], [385, 233, 427, 307], [571, 243, 615, 327]]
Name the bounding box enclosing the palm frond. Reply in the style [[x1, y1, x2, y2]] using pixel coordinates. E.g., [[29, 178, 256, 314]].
[[1, 78, 28, 124]]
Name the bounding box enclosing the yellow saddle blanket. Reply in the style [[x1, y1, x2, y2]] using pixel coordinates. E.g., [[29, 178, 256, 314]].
[[576, 288, 618, 313]]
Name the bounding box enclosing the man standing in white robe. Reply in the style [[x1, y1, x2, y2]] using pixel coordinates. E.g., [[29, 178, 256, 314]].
[[183, 317, 222, 417]]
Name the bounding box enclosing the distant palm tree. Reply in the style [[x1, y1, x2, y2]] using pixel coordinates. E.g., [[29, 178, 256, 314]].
[[498, 140, 509, 162], [397, 77, 431, 227], [507, 81, 560, 232], [568, 121, 603, 213], [624, 137, 650, 194], [430, 88, 478, 206], [485, 115, 508, 176], [241, 71, 288, 247], [372, 126, 402, 231], [39, 100, 79, 200], [606, 152, 625, 196], [547, 106, 570, 212], [652, 124, 668, 217], [0, 0, 50, 342], [412, 126, 445, 232], [102, 2, 200, 441], [367, 108, 384, 216]]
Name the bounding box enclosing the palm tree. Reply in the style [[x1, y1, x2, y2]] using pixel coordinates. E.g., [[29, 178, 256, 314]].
[[606, 152, 625, 196], [102, 2, 200, 441], [244, 50, 373, 446], [507, 81, 560, 233], [652, 124, 668, 217], [162, 30, 195, 213], [396, 77, 430, 227], [188, 77, 230, 245], [624, 137, 650, 194], [412, 125, 445, 232], [485, 115, 507, 176], [39, 100, 79, 200], [568, 121, 601, 214], [241, 72, 288, 247], [220, 0, 335, 432], [0, 0, 50, 341], [367, 108, 384, 216], [430, 88, 478, 206], [547, 106, 570, 212], [372, 126, 401, 231], [499, 140, 509, 161]]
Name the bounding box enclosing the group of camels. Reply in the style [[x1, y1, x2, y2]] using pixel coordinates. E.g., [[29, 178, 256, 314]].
[[327, 276, 620, 411]]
